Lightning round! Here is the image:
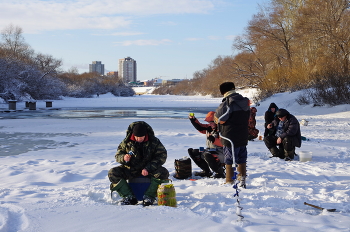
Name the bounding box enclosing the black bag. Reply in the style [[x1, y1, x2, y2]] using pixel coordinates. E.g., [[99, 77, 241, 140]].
[[173, 157, 192, 179]]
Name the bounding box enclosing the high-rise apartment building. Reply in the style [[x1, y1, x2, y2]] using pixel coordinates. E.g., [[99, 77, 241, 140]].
[[118, 57, 137, 83], [89, 61, 105, 75]]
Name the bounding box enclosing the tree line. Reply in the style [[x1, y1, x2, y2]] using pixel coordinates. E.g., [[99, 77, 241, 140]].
[[0, 25, 134, 103], [154, 0, 350, 106]]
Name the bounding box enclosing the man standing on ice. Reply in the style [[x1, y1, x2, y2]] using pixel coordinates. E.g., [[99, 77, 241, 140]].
[[214, 82, 250, 188], [264, 109, 301, 161], [108, 121, 169, 206]]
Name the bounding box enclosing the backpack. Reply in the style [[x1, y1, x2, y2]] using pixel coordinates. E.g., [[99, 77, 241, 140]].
[[173, 157, 192, 179]]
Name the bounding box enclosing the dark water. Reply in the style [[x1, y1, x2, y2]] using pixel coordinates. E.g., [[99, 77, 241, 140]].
[[0, 107, 215, 156], [0, 107, 215, 119]]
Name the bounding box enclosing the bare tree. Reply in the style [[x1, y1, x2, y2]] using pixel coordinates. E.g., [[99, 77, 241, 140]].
[[297, 0, 350, 73], [0, 24, 33, 62]]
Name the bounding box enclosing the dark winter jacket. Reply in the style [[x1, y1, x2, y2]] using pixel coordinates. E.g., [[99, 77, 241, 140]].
[[214, 91, 250, 148], [268, 113, 302, 148], [189, 118, 223, 148], [115, 121, 167, 177], [264, 103, 279, 136]]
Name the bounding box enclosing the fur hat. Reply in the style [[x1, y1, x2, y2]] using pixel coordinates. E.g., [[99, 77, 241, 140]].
[[219, 82, 235, 95], [276, 109, 289, 117], [133, 123, 147, 136]]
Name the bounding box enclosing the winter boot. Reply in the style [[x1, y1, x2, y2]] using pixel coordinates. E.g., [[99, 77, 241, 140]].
[[120, 196, 138, 205], [143, 177, 164, 206], [284, 148, 295, 161], [269, 147, 281, 158], [237, 163, 247, 189], [225, 164, 234, 184], [188, 148, 212, 177], [213, 166, 225, 178], [110, 179, 138, 205]]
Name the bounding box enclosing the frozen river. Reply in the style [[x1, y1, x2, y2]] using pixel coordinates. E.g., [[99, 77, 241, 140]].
[[0, 106, 213, 156], [0, 106, 212, 119]]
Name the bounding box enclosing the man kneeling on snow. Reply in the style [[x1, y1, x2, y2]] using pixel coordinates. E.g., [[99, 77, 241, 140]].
[[108, 121, 169, 206], [264, 109, 302, 161]]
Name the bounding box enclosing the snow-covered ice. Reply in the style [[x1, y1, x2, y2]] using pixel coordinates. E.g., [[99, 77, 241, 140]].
[[0, 89, 349, 232]]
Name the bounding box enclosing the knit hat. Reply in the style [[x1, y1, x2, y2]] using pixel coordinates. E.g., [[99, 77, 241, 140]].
[[204, 111, 215, 122], [219, 82, 235, 95], [133, 123, 147, 136], [276, 109, 289, 117]]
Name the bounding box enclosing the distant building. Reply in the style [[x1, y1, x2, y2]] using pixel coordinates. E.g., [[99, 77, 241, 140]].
[[119, 57, 137, 83], [106, 71, 118, 78], [89, 61, 105, 75], [162, 79, 183, 86], [153, 78, 163, 86]]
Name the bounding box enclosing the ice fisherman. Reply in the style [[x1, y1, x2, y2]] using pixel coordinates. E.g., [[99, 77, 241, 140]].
[[264, 102, 279, 137], [188, 111, 225, 178], [264, 108, 302, 161], [214, 82, 250, 188], [108, 121, 169, 206], [248, 107, 259, 141]]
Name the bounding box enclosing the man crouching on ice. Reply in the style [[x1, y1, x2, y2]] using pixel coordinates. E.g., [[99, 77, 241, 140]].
[[108, 121, 169, 206]]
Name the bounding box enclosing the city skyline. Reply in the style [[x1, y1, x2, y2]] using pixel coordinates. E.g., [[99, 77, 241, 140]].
[[0, 0, 265, 80]]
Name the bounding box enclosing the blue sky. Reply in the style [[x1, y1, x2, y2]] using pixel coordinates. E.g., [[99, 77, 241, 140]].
[[0, 0, 266, 80]]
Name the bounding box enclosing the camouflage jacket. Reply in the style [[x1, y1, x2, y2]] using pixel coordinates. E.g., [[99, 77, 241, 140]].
[[115, 121, 167, 176]]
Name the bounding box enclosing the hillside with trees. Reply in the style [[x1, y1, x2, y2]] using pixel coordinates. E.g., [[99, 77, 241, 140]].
[[0, 25, 134, 103], [153, 0, 350, 106]]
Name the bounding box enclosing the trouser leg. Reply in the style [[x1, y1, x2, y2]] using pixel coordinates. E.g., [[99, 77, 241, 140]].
[[203, 151, 223, 174], [264, 135, 283, 158], [188, 148, 211, 175], [282, 137, 295, 160]]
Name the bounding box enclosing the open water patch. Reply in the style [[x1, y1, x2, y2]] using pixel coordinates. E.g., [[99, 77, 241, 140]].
[[0, 107, 213, 119], [0, 132, 83, 156]]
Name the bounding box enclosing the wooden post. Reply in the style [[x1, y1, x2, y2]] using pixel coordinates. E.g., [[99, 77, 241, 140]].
[[28, 101, 36, 110], [45, 101, 53, 107], [8, 100, 17, 110]]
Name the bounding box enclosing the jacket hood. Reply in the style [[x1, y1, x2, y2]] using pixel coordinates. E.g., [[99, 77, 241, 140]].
[[269, 102, 278, 110], [125, 121, 155, 140], [226, 93, 250, 111]]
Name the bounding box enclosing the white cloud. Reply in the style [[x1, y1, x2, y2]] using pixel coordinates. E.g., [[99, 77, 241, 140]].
[[114, 39, 172, 46], [0, 0, 216, 33], [207, 35, 220, 40], [225, 35, 237, 40]]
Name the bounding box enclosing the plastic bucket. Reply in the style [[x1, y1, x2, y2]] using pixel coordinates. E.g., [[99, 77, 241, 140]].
[[299, 151, 312, 162], [128, 176, 151, 201]]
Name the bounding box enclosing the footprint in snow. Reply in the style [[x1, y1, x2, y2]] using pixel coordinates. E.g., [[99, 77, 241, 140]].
[[0, 204, 29, 232]]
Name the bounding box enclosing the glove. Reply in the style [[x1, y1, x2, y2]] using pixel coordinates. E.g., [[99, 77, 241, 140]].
[[207, 135, 215, 143], [189, 117, 196, 121], [206, 127, 213, 133]]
